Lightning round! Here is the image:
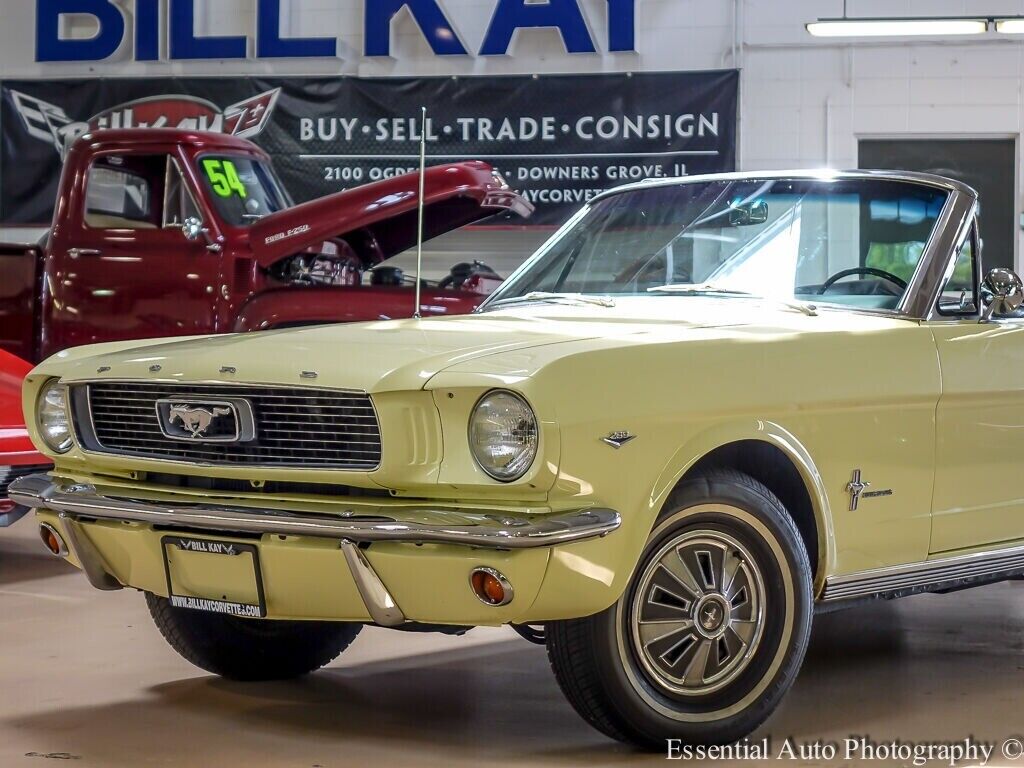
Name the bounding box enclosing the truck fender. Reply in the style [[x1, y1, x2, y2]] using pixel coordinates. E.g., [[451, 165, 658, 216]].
[[231, 289, 361, 333]]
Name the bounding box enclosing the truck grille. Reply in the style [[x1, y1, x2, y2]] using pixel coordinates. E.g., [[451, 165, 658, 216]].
[[75, 382, 382, 470]]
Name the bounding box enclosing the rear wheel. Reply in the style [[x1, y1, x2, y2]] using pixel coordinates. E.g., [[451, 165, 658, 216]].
[[546, 468, 813, 749], [146, 593, 362, 681]]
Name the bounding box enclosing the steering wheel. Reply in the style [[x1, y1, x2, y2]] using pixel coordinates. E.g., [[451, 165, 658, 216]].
[[820, 267, 907, 294]]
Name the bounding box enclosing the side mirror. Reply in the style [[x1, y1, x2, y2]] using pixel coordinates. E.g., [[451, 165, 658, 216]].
[[181, 216, 222, 253], [981, 267, 1024, 321], [181, 216, 204, 242], [728, 200, 769, 227]]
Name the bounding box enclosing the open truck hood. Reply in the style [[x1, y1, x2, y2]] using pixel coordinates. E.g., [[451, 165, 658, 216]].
[[249, 161, 533, 268]]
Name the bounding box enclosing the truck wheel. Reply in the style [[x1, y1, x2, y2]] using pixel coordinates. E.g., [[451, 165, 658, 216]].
[[145, 593, 362, 681], [546, 468, 813, 750]]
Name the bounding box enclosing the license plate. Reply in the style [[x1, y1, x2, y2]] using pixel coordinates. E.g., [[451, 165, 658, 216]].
[[161, 536, 266, 618]]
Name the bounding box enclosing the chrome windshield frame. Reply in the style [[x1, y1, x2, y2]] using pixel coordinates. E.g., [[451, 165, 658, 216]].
[[481, 170, 980, 321]]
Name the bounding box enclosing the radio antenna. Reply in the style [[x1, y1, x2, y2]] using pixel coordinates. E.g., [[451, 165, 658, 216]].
[[413, 106, 427, 319]]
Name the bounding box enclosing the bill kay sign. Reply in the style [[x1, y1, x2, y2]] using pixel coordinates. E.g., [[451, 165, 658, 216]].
[[36, 0, 639, 61]]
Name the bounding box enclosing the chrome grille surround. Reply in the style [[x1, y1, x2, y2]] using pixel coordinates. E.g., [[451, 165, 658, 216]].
[[72, 381, 382, 470]]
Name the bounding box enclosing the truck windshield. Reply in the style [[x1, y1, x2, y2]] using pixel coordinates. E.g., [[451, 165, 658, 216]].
[[485, 177, 950, 313], [197, 155, 290, 226]]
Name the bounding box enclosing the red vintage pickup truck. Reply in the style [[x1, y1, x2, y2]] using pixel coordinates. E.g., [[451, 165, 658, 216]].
[[0, 129, 532, 363]]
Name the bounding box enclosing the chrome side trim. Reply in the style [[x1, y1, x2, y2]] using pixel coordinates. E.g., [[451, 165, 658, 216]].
[[822, 541, 1024, 602], [56, 512, 122, 591], [902, 193, 978, 320], [9, 474, 621, 550], [340, 539, 406, 626], [925, 208, 982, 322], [894, 190, 971, 319]]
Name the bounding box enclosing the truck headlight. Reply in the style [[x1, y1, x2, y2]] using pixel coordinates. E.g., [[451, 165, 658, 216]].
[[37, 380, 73, 454], [469, 390, 538, 482]]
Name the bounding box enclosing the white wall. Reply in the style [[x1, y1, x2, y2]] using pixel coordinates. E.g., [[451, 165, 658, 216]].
[[4, 0, 1024, 263]]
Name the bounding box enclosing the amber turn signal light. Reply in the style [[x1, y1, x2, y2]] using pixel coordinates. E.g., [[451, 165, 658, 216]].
[[39, 523, 67, 558], [470, 567, 514, 606]]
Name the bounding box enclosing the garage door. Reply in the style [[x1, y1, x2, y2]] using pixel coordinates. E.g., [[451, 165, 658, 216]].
[[859, 138, 1016, 270]]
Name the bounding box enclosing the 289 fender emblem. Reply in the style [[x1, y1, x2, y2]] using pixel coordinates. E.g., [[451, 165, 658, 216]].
[[601, 431, 637, 449]]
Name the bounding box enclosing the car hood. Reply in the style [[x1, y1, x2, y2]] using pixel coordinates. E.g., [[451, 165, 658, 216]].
[[36, 297, 827, 394]]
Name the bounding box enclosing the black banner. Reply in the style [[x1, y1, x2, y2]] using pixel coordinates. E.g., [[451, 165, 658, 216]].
[[0, 71, 737, 227]]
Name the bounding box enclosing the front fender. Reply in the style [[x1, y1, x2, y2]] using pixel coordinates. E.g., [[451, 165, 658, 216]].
[[647, 420, 835, 594], [527, 419, 834, 621]]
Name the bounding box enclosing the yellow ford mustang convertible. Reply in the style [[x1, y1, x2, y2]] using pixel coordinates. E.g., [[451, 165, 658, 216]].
[[13, 170, 1024, 749]]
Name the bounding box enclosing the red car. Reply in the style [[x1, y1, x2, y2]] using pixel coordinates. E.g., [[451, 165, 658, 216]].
[[0, 349, 51, 527], [0, 129, 532, 363]]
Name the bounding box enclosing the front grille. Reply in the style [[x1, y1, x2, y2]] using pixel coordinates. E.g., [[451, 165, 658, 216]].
[[75, 382, 382, 470], [0, 464, 51, 499]]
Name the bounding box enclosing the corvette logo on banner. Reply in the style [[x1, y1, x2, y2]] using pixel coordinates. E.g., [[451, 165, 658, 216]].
[[8, 89, 280, 160], [0, 71, 737, 227]]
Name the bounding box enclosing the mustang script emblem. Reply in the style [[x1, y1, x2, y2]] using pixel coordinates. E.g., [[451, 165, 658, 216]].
[[168, 405, 232, 439]]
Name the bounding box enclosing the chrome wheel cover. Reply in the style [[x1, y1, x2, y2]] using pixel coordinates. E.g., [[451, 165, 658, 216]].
[[629, 528, 767, 697]]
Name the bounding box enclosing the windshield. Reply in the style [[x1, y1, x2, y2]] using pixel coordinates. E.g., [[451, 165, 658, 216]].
[[487, 178, 950, 312], [197, 154, 291, 227]]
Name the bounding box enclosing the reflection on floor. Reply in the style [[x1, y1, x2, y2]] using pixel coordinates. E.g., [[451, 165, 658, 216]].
[[2, 519, 1023, 767]]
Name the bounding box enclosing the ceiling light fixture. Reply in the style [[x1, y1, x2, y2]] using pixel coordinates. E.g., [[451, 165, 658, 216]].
[[995, 18, 1024, 34], [806, 17, 989, 37]]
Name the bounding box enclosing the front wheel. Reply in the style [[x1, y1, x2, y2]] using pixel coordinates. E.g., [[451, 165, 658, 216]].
[[146, 593, 362, 681], [546, 468, 813, 750]]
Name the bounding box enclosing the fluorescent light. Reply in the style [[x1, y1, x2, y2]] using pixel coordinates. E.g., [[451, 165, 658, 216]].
[[807, 18, 988, 37], [995, 19, 1024, 34]]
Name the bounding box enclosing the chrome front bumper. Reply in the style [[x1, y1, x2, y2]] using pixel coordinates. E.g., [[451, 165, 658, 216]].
[[9, 474, 620, 548], [10, 474, 621, 627]]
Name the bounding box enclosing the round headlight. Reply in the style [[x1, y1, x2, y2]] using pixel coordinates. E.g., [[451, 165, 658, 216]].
[[37, 380, 72, 454], [469, 390, 539, 482]]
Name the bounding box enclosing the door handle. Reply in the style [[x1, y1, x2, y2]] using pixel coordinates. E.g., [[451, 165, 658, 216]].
[[68, 248, 101, 259]]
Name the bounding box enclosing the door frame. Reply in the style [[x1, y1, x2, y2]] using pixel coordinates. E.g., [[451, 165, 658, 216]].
[[856, 132, 1020, 274]]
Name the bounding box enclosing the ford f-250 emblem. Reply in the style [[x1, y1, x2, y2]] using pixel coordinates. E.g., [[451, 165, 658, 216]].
[[155, 398, 256, 443]]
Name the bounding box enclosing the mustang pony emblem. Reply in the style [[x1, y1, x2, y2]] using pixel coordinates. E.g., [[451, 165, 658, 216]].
[[701, 604, 722, 631], [167, 405, 232, 439], [846, 469, 894, 511], [846, 469, 870, 512]]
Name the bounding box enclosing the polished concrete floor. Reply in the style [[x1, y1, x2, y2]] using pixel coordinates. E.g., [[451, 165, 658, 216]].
[[3, 519, 1024, 768]]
